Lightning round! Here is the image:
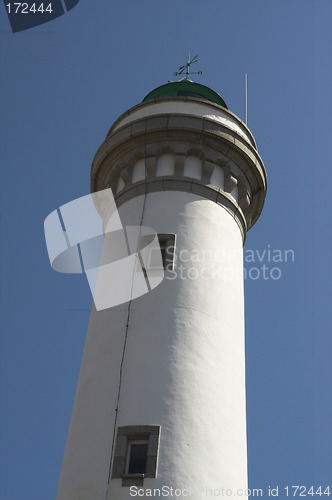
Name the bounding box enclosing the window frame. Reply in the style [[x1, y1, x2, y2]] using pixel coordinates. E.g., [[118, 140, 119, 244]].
[[111, 425, 161, 487]]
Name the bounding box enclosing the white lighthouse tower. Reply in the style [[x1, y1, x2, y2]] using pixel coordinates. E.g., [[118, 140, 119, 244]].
[[55, 73, 267, 499]]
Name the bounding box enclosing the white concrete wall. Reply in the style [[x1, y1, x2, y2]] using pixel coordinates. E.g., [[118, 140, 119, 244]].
[[56, 189, 248, 500], [156, 154, 174, 177], [183, 155, 202, 180], [210, 164, 224, 190], [112, 100, 255, 147], [132, 159, 145, 183]]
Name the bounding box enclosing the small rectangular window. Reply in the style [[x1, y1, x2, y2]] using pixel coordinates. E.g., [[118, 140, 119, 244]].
[[138, 233, 176, 273], [127, 441, 148, 474], [157, 234, 176, 271], [111, 425, 161, 487]]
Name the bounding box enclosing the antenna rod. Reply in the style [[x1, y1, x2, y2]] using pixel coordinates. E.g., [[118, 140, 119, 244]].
[[244, 73, 248, 126], [187, 52, 190, 79]]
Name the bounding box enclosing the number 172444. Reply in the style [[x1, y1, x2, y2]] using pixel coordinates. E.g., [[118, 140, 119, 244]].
[[6, 3, 53, 14]]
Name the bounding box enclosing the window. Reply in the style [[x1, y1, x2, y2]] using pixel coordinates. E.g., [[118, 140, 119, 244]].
[[126, 440, 148, 474], [138, 233, 176, 273], [157, 234, 176, 271], [112, 425, 161, 487]]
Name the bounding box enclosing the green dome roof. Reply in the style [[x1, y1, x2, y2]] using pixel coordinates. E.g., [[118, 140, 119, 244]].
[[142, 80, 228, 109]]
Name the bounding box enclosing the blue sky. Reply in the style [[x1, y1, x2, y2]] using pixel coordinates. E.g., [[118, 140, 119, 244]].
[[0, 1, 331, 498]]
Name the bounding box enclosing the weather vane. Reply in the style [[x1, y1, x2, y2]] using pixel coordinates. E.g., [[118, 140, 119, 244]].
[[173, 53, 202, 80]]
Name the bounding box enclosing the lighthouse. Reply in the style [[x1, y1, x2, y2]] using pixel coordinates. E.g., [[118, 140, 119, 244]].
[[55, 71, 267, 499]]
